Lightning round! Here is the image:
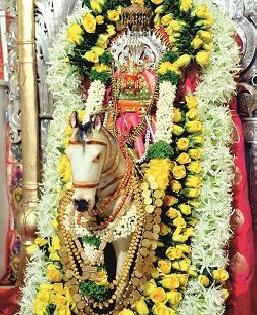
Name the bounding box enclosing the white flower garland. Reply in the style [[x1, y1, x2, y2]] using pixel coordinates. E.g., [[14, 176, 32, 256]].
[[155, 81, 176, 143], [82, 80, 106, 123], [37, 3, 86, 238], [19, 250, 48, 315], [179, 1, 240, 314]]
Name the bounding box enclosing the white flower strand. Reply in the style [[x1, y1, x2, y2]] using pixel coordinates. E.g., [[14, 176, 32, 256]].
[[82, 80, 106, 123], [155, 81, 176, 143], [179, 1, 240, 314], [19, 250, 48, 315]]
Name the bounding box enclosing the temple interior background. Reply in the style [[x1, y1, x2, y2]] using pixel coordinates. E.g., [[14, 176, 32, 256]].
[[0, 0, 257, 314]]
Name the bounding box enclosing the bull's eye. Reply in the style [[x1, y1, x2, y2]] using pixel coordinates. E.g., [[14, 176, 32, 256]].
[[93, 153, 101, 163]]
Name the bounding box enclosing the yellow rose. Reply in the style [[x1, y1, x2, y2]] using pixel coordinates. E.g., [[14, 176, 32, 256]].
[[191, 135, 204, 144], [53, 283, 64, 294], [187, 161, 201, 174], [39, 283, 53, 292], [186, 108, 199, 120], [170, 180, 182, 193], [151, 0, 164, 4], [172, 165, 187, 179], [198, 275, 210, 286], [173, 108, 182, 122], [26, 244, 39, 256], [143, 280, 157, 296], [132, 0, 145, 6], [49, 251, 61, 261], [196, 50, 210, 67], [90, 0, 103, 13], [153, 303, 170, 315], [107, 9, 120, 21], [106, 24, 116, 36], [166, 290, 182, 305], [82, 12, 96, 33], [173, 216, 187, 228], [96, 270, 108, 286], [166, 207, 179, 219], [83, 50, 99, 63], [186, 95, 198, 109], [66, 23, 83, 45], [178, 203, 191, 215], [161, 14, 172, 26], [150, 287, 166, 303], [213, 268, 229, 282], [152, 268, 160, 279], [160, 275, 180, 289], [176, 244, 191, 253], [174, 54, 191, 68], [180, 0, 193, 12], [96, 15, 104, 24], [118, 309, 134, 315], [185, 120, 202, 133], [163, 195, 178, 206], [160, 223, 171, 236], [203, 42, 213, 51], [177, 152, 191, 165], [158, 260, 172, 274], [194, 4, 210, 19], [203, 17, 214, 28], [158, 62, 179, 75], [52, 235, 61, 251], [33, 301, 48, 315], [185, 175, 201, 188], [168, 20, 181, 32], [155, 5, 165, 14], [177, 138, 190, 151], [198, 30, 212, 42], [177, 274, 189, 286], [154, 14, 162, 28], [59, 154, 72, 182], [92, 63, 110, 73], [96, 34, 109, 48], [188, 148, 202, 160], [133, 298, 149, 315], [46, 264, 63, 282], [184, 187, 201, 198], [171, 258, 191, 272], [191, 35, 203, 49], [52, 218, 58, 230], [222, 288, 230, 300], [172, 125, 184, 136], [166, 247, 183, 260], [34, 237, 48, 246]]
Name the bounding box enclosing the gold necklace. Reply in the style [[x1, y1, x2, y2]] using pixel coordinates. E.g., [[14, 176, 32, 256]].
[[57, 174, 154, 314]]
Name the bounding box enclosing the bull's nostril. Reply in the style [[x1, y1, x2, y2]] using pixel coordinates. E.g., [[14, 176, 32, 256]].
[[74, 199, 89, 212]]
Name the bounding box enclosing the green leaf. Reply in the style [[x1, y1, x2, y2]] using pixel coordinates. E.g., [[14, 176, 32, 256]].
[[146, 140, 174, 160], [79, 280, 109, 301]]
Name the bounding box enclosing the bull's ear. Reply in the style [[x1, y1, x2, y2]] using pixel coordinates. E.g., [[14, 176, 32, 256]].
[[70, 111, 79, 129], [94, 114, 102, 131]]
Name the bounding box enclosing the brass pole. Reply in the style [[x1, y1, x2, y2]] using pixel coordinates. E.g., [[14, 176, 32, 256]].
[[17, 0, 38, 284]]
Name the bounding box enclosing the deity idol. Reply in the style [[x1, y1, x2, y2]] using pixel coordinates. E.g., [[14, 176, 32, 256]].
[[20, 2, 254, 315]]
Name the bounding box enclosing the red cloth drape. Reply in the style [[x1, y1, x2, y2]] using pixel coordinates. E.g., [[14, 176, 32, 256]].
[[0, 287, 19, 315], [227, 98, 254, 315]]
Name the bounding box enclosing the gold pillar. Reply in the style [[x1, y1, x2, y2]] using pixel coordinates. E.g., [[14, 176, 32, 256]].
[[17, 0, 38, 283]]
